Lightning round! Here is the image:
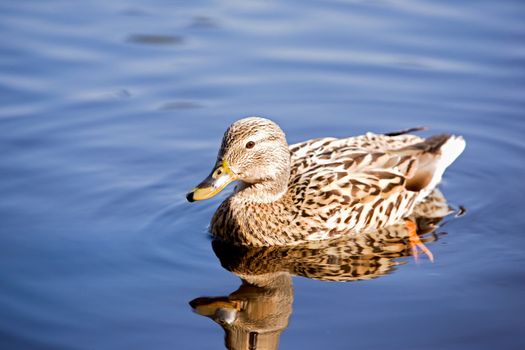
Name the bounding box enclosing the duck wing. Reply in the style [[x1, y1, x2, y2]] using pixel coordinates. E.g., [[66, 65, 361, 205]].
[[288, 133, 465, 240]]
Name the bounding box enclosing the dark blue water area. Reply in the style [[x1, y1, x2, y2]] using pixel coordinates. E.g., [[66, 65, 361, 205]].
[[1, 0, 525, 349]]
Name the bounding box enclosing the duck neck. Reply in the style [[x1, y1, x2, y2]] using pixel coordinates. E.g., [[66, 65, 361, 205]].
[[234, 171, 289, 204]]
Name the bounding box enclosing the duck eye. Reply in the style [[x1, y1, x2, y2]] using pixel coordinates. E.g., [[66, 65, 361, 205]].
[[245, 141, 255, 149]]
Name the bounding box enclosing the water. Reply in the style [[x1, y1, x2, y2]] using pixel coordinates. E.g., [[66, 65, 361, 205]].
[[1, 0, 524, 349]]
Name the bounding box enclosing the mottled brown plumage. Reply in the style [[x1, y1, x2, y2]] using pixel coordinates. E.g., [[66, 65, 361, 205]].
[[188, 117, 465, 246], [212, 191, 451, 283]]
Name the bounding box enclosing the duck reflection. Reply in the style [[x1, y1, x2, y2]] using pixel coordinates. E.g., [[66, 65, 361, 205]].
[[190, 189, 457, 350]]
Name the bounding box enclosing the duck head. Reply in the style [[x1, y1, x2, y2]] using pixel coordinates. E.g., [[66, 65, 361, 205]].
[[186, 117, 291, 203]]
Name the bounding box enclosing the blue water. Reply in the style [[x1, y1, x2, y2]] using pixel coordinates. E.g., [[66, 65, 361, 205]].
[[1, 0, 525, 349]]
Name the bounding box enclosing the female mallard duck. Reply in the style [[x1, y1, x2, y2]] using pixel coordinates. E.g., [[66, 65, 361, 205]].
[[187, 117, 465, 257]]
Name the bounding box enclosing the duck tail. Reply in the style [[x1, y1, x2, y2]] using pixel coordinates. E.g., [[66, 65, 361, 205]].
[[400, 134, 466, 201], [432, 134, 466, 173]]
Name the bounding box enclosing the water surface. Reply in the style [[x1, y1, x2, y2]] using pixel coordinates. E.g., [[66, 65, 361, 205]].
[[1, 0, 525, 349]]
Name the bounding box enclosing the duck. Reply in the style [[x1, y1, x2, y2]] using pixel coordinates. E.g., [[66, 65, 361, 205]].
[[186, 116, 465, 259]]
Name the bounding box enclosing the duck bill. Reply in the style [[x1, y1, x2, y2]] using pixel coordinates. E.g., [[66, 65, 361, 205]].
[[186, 160, 237, 202]]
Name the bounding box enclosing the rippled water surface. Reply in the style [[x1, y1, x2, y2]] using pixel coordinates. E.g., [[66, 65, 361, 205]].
[[1, 1, 525, 349]]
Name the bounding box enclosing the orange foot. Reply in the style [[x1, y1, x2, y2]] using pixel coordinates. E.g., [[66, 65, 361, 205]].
[[405, 219, 434, 262]]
